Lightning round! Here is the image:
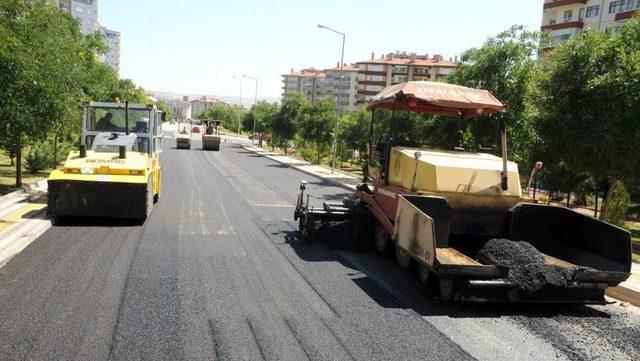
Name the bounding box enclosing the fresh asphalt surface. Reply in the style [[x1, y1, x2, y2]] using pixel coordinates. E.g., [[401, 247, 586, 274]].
[[0, 137, 639, 361]]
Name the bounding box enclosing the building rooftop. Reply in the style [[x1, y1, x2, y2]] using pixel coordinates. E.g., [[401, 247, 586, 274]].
[[283, 68, 326, 78], [324, 64, 359, 72], [358, 52, 458, 68]]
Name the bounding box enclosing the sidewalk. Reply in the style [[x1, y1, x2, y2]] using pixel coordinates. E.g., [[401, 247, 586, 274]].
[[242, 145, 360, 191], [242, 144, 640, 307], [0, 180, 52, 268]]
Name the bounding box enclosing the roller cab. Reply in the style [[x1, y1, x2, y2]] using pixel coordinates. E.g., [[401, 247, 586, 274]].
[[176, 122, 192, 149]]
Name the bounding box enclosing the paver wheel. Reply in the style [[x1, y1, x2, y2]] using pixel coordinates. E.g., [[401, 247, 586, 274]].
[[438, 278, 456, 301]]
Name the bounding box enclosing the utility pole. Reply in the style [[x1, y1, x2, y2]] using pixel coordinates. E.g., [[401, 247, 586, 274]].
[[243, 75, 259, 145], [318, 24, 346, 174], [233, 75, 243, 134]]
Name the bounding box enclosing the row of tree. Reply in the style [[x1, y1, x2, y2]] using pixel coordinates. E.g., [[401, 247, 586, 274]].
[[0, 0, 155, 186], [206, 19, 640, 223]]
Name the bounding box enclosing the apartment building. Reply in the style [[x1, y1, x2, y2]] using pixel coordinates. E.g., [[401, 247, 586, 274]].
[[99, 26, 121, 76], [324, 64, 359, 111], [281, 68, 332, 104], [57, 0, 121, 76], [541, 0, 640, 47], [57, 0, 99, 35], [191, 96, 223, 118], [356, 52, 458, 104]]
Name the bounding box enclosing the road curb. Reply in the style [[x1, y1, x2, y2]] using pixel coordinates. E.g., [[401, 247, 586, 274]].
[[606, 285, 640, 307], [240, 145, 357, 192]]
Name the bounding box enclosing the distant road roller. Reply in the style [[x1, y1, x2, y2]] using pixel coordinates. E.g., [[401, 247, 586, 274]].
[[48, 101, 164, 220], [176, 122, 192, 149], [295, 81, 631, 304], [202, 120, 221, 151]]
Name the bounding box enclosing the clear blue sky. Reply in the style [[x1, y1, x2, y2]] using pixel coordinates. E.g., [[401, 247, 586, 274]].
[[100, 0, 543, 100]]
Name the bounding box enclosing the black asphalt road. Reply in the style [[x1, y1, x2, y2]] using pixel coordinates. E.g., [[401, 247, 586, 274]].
[[0, 138, 639, 361]]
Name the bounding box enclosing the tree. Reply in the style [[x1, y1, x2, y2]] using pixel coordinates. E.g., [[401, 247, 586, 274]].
[[240, 102, 278, 147], [200, 103, 240, 131], [272, 93, 305, 155], [155, 100, 173, 121], [338, 106, 369, 163], [296, 99, 335, 164], [535, 16, 640, 220], [447, 25, 540, 167], [0, 0, 97, 186]]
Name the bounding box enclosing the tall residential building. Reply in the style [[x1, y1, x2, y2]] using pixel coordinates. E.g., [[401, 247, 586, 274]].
[[99, 26, 121, 76], [191, 96, 223, 118], [541, 0, 640, 47], [57, 0, 121, 76], [57, 0, 99, 35], [356, 52, 458, 104], [281, 68, 331, 104], [324, 64, 360, 111]]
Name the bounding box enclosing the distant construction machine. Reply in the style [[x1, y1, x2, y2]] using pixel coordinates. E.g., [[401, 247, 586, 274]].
[[202, 120, 221, 151], [176, 122, 192, 149], [48, 101, 163, 220], [295, 81, 631, 304]]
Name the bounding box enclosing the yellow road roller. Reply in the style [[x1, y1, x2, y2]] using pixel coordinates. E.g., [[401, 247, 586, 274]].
[[48, 101, 164, 220], [202, 120, 221, 151]]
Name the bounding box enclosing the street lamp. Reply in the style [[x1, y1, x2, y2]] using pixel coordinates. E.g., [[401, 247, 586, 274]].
[[243, 75, 259, 145], [233, 75, 243, 134], [318, 23, 345, 174]]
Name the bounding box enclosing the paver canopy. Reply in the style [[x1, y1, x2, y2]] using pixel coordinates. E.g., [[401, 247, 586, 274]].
[[367, 81, 506, 120]]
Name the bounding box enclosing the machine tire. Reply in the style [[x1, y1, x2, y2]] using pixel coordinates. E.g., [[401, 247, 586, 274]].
[[396, 245, 412, 269], [143, 176, 154, 221], [352, 202, 374, 250], [417, 264, 431, 285], [438, 278, 456, 301], [374, 222, 391, 255]]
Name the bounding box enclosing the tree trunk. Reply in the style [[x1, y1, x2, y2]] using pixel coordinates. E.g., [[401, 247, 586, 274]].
[[284, 146, 287, 156], [15, 147, 22, 188], [594, 190, 599, 218], [600, 177, 617, 221], [316, 146, 321, 165], [566, 191, 571, 207]]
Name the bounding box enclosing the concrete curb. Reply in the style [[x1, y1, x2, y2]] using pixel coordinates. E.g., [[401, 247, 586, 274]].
[[606, 285, 640, 307], [240, 144, 357, 192]]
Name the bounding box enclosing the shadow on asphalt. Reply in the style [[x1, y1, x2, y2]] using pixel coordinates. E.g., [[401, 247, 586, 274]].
[[282, 229, 613, 320], [52, 216, 144, 227]]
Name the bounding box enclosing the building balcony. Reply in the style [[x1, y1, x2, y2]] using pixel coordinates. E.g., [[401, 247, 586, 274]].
[[615, 9, 639, 21], [541, 21, 584, 31], [543, 0, 587, 10]]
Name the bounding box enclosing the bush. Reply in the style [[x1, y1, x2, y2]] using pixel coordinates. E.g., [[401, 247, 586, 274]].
[[24, 141, 53, 174], [607, 181, 631, 227]]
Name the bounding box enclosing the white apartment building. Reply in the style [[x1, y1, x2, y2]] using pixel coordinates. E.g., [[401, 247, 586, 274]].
[[356, 52, 458, 104], [541, 0, 640, 47], [57, 0, 121, 76], [324, 64, 359, 111], [281, 69, 332, 104], [99, 26, 121, 76]]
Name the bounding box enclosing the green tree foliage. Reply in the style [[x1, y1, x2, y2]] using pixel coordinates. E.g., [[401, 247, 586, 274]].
[[155, 100, 173, 122], [241, 102, 279, 147], [0, 0, 93, 186], [0, 0, 150, 187], [607, 182, 631, 227], [338, 106, 369, 162], [296, 99, 335, 164], [447, 25, 540, 167], [272, 94, 305, 154], [200, 103, 240, 131], [535, 16, 640, 220]]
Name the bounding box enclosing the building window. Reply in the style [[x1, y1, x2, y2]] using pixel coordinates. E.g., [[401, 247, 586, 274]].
[[586, 5, 600, 17], [609, 1, 620, 13], [564, 10, 573, 22], [579, 8, 585, 20]]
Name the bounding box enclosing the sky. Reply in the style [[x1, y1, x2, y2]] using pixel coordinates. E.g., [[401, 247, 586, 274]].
[[100, 0, 543, 100]]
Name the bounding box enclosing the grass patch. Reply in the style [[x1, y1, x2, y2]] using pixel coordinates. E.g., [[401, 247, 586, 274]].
[[0, 151, 51, 196], [633, 253, 640, 261]]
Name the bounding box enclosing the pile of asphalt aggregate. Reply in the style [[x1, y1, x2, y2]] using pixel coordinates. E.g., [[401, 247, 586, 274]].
[[477, 238, 575, 294]]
